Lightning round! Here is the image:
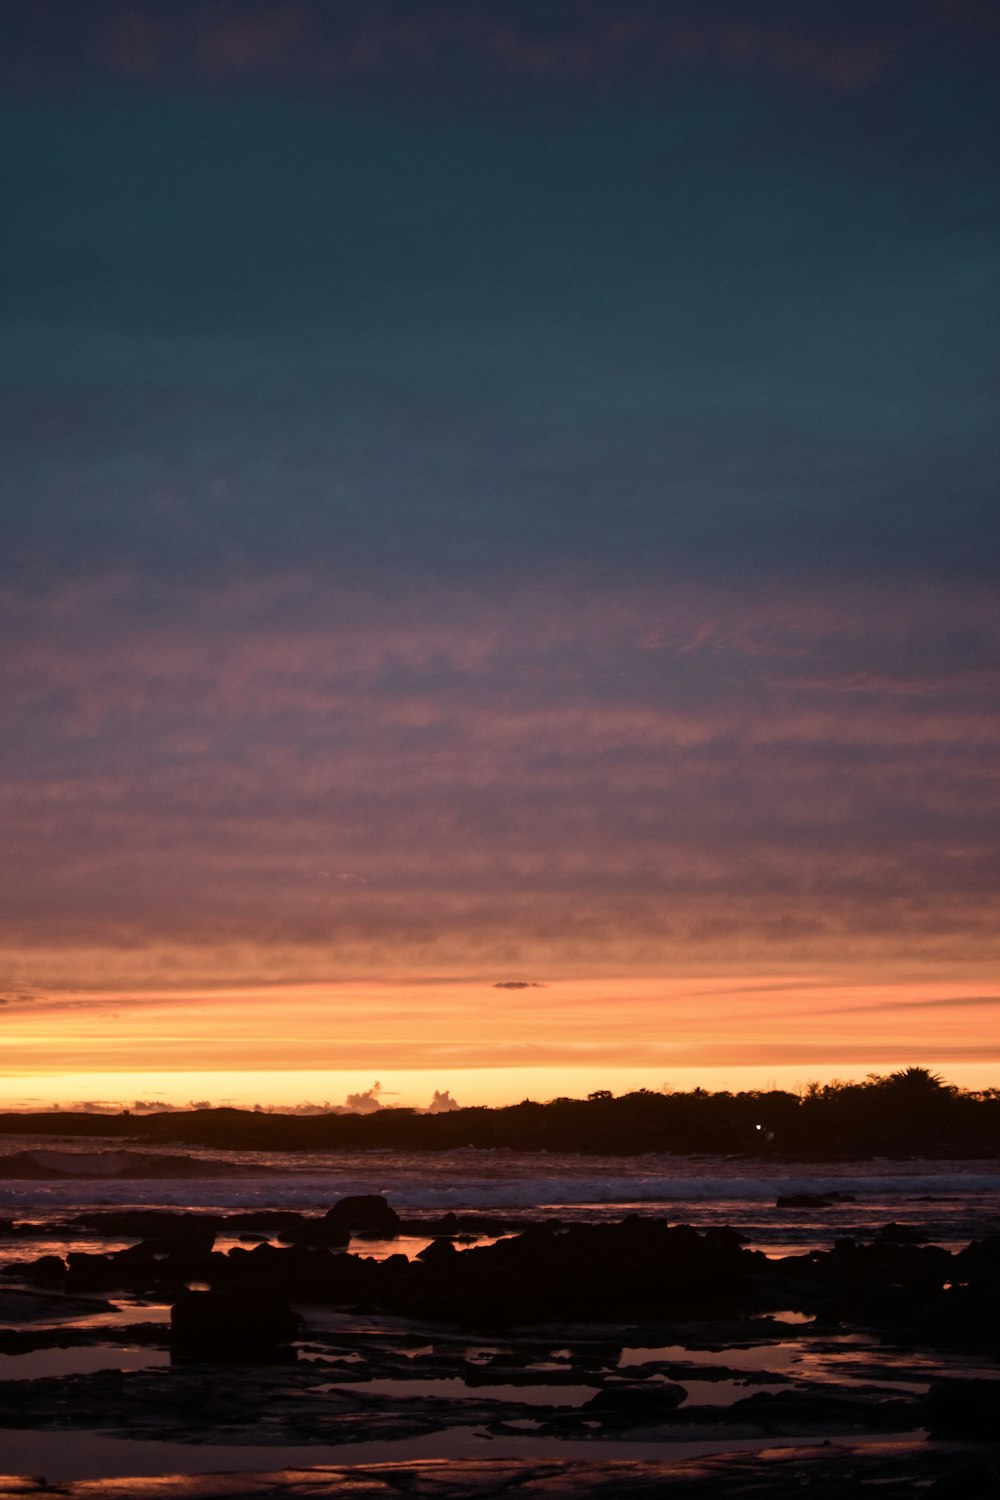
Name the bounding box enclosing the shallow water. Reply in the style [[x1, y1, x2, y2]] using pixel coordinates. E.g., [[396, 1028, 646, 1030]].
[[619, 1337, 999, 1393], [0, 1344, 170, 1379], [0, 1424, 928, 1484]]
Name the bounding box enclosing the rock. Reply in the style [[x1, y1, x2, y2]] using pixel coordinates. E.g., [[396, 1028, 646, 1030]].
[[221, 1240, 358, 1297], [170, 1287, 300, 1356], [325, 1194, 401, 1235], [70, 1210, 218, 1254], [925, 1378, 1000, 1439], [956, 1235, 1000, 1272], [7, 1254, 66, 1284], [405, 1212, 515, 1236], [0, 1288, 115, 1323], [926, 1456, 1000, 1497], [703, 1225, 749, 1249], [878, 1222, 928, 1244], [355, 1217, 764, 1326], [909, 1282, 1000, 1351], [416, 1237, 459, 1263], [62, 1234, 221, 1296], [224, 1210, 306, 1229], [277, 1216, 351, 1248], [730, 1388, 919, 1431], [583, 1382, 687, 1425]]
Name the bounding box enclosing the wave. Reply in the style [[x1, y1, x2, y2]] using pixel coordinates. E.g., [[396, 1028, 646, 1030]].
[[380, 1173, 1000, 1208], [0, 1149, 273, 1181], [2, 1153, 999, 1210]]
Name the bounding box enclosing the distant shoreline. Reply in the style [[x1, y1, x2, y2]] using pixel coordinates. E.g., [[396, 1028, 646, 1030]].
[[1, 1073, 998, 1159]]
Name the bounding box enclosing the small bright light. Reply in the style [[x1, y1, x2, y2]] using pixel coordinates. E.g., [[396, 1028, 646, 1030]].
[[755, 1123, 763, 1130]]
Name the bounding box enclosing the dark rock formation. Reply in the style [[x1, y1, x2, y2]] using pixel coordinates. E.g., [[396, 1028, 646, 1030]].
[[69, 1209, 218, 1253], [224, 1209, 306, 1229], [277, 1216, 351, 1248], [270, 1193, 403, 1249], [405, 1211, 516, 1236], [925, 1378, 1000, 1440], [170, 1286, 300, 1357], [416, 1236, 459, 1263], [878, 1221, 929, 1243], [925, 1456, 1000, 1497], [775, 1193, 837, 1208], [725, 1387, 920, 1431], [326, 1194, 402, 1235], [582, 1382, 688, 1426], [5, 1253, 66, 1285]]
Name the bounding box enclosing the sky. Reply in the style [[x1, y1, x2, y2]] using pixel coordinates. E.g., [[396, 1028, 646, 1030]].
[[1, 0, 999, 1110]]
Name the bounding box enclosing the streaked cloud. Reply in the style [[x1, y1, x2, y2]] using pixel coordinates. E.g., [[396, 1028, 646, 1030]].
[[1, 571, 997, 992], [832, 995, 1000, 1015], [7, 2, 984, 96]]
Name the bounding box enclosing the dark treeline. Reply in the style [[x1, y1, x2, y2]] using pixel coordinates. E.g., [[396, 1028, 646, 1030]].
[[1, 1070, 999, 1158]]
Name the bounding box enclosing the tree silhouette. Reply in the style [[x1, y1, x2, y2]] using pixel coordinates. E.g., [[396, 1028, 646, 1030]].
[[882, 1067, 949, 1095]]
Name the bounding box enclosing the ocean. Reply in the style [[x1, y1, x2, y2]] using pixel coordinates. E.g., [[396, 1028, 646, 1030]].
[[3, 1137, 1000, 1256]]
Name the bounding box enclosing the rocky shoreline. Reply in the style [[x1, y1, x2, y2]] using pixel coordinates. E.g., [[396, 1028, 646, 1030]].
[[2, 1202, 999, 1496], [5, 1198, 1000, 1354]]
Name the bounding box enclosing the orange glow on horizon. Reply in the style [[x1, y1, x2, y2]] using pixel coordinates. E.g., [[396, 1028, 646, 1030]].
[[2, 1062, 999, 1115], [1, 971, 998, 1110]]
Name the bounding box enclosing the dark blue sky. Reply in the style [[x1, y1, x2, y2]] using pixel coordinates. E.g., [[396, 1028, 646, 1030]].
[[2, 0, 997, 586]]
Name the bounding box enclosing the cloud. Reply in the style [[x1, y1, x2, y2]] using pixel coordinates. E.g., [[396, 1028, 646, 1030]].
[[128, 1099, 208, 1112], [2, 14, 995, 601], [47, 1097, 222, 1113], [1, 570, 997, 994], [57, 1100, 120, 1114], [832, 995, 1000, 1016], [8, 2, 992, 98], [343, 1081, 383, 1114], [0, 972, 993, 1075], [243, 1099, 342, 1115], [427, 1089, 461, 1113]]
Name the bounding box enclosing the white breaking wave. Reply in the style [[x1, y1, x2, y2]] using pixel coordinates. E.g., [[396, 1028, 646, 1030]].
[[2, 1162, 1000, 1215]]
